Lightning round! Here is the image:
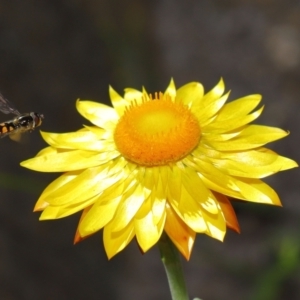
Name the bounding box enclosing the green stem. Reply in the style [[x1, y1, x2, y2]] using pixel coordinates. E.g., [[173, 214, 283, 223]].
[[158, 232, 189, 300]]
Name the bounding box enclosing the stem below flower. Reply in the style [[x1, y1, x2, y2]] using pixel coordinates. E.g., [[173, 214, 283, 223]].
[[158, 232, 189, 300]]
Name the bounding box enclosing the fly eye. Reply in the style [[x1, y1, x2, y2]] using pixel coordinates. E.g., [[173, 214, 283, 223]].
[[20, 119, 27, 126], [19, 117, 30, 127]]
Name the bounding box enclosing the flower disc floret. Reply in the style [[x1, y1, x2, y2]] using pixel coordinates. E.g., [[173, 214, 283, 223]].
[[114, 93, 201, 166]]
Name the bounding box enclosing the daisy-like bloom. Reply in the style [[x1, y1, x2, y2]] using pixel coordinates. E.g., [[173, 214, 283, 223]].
[[21, 79, 297, 260]]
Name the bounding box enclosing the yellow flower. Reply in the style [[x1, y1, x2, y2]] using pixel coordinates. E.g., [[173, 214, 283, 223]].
[[21, 79, 297, 260]]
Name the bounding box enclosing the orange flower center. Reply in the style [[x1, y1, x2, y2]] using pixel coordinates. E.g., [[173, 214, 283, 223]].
[[114, 93, 201, 166]]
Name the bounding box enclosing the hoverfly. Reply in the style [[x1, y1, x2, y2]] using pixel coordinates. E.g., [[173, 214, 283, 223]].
[[0, 93, 43, 138]]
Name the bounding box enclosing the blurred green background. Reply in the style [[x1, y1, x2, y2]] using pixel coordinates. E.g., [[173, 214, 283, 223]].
[[0, 1, 299, 299]]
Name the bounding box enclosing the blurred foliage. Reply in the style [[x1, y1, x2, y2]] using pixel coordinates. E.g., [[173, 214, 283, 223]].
[[252, 235, 300, 300]]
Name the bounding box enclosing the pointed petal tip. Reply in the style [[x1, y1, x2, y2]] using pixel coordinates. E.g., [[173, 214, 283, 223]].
[[73, 231, 91, 244], [109, 85, 119, 96], [33, 201, 49, 212], [275, 201, 283, 207], [228, 223, 241, 234], [19, 161, 26, 167], [73, 232, 82, 244], [179, 246, 192, 261], [109, 86, 120, 101], [165, 78, 177, 97], [218, 77, 225, 88], [106, 253, 114, 260], [104, 247, 118, 260], [75, 98, 81, 109]]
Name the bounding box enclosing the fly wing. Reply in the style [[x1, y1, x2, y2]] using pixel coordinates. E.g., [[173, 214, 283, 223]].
[[0, 93, 20, 115], [0, 131, 13, 138], [9, 132, 22, 142]]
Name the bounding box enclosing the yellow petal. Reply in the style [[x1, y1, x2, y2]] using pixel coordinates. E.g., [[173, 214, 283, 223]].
[[40, 130, 114, 152], [109, 86, 127, 116], [21, 149, 120, 172], [111, 183, 151, 232], [34, 199, 49, 211], [235, 178, 281, 205], [176, 82, 204, 106], [203, 106, 264, 133], [36, 170, 81, 204], [195, 157, 283, 205], [207, 125, 289, 151], [124, 88, 145, 105], [39, 195, 97, 219], [213, 192, 240, 233], [276, 155, 298, 171], [40, 196, 97, 221], [168, 185, 207, 233], [74, 206, 92, 244], [200, 207, 226, 241], [202, 131, 240, 142], [43, 165, 120, 206], [164, 204, 195, 260], [238, 125, 289, 143], [79, 196, 122, 237], [103, 221, 135, 259], [181, 168, 219, 214], [35, 146, 57, 157], [134, 199, 165, 252], [76, 100, 118, 129], [166, 166, 182, 201], [215, 94, 262, 121], [190, 158, 245, 199], [221, 147, 278, 164], [197, 78, 225, 109], [195, 91, 229, 125], [210, 153, 298, 178], [169, 181, 226, 241], [164, 78, 176, 98], [151, 197, 166, 225], [78, 168, 138, 236]]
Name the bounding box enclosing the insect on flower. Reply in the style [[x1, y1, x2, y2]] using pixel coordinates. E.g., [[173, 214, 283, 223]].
[[0, 93, 43, 138]]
